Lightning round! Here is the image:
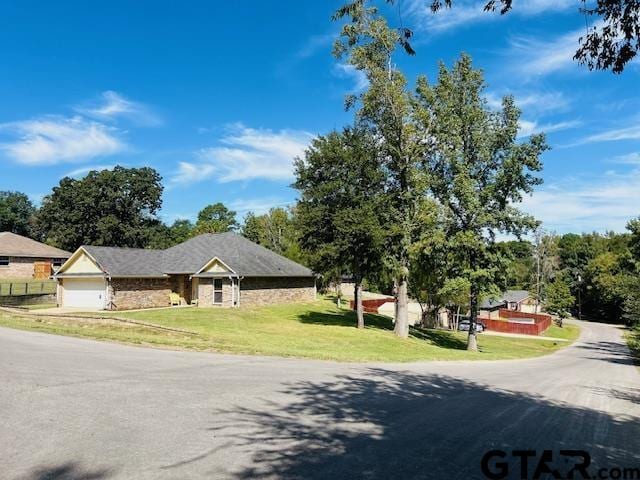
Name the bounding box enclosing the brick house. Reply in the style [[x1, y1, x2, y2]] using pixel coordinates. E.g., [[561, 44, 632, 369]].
[[54, 232, 316, 310], [479, 290, 537, 319], [0, 232, 71, 279]]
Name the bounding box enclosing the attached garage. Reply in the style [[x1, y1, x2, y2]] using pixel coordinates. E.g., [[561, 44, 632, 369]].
[[61, 278, 107, 309]]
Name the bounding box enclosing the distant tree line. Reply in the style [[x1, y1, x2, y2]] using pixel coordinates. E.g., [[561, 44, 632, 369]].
[[501, 227, 640, 325]]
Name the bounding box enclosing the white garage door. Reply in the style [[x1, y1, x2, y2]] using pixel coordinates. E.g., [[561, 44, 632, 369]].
[[63, 278, 106, 309]]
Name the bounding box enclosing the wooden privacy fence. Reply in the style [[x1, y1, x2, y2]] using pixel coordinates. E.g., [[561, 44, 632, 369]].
[[33, 261, 53, 280], [0, 281, 57, 297], [350, 297, 394, 313], [481, 308, 552, 336]]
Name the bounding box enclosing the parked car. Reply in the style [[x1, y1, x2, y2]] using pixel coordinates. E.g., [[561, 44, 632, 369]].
[[458, 320, 485, 333]]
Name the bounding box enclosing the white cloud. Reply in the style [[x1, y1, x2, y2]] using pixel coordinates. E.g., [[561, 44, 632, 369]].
[[228, 197, 294, 215], [77, 90, 161, 126], [295, 32, 335, 59], [407, 0, 577, 35], [332, 63, 369, 93], [170, 161, 216, 186], [519, 170, 640, 232], [578, 125, 640, 144], [63, 164, 117, 178], [192, 124, 314, 183], [613, 152, 640, 165], [517, 119, 580, 137], [486, 91, 570, 114], [0, 116, 125, 165], [508, 30, 580, 76]]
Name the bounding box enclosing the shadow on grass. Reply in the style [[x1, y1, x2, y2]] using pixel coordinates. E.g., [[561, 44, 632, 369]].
[[298, 308, 468, 350], [194, 368, 640, 480], [297, 309, 394, 330]]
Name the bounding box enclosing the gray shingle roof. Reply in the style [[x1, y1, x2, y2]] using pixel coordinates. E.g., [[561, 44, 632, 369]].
[[480, 290, 531, 309], [0, 232, 71, 258], [78, 233, 314, 278], [83, 246, 166, 277]]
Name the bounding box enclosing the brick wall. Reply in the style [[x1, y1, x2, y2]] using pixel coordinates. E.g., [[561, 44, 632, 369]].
[[197, 277, 234, 307], [240, 277, 316, 307], [109, 278, 172, 311], [0, 257, 44, 278]]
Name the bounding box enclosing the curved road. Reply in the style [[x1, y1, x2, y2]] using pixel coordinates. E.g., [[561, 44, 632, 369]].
[[1, 321, 639, 479]]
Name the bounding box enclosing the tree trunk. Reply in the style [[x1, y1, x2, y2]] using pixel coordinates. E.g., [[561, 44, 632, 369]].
[[355, 282, 364, 329], [467, 284, 479, 352], [394, 274, 409, 339]]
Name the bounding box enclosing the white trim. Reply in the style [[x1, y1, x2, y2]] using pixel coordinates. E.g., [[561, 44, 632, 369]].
[[55, 247, 107, 277], [212, 277, 223, 305], [194, 256, 237, 276]]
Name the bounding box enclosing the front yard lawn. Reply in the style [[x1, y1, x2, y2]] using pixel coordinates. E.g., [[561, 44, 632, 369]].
[[0, 299, 578, 362], [541, 323, 581, 341]]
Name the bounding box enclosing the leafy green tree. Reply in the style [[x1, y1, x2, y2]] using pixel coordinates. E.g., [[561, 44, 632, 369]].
[[35, 166, 163, 251], [333, 2, 426, 337], [544, 277, 575, 326], [417, 54, 547, 351], [193, 203, 239, 234], [338, 0, 640, 73], [0, 191, 36, 237], [499, 240, 534, 290], [295, 126, 387, 328], [242, 212, 263, 244], [147, 219, 195, 249], [409, 200, 452, 327], [628, 217, 640, 261], [241, 207, 305, 263]]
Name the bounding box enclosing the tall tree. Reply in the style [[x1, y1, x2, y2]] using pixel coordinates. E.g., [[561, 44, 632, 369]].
[[295, 126, 387, 329], [333, 1, 426, 338], [0, 191, 36, 237], [417, 54, 547, 351], [241, 207, 305, 262], [147, 219, 195, 249], [338, 0, 640, 73], [193, 203, 239, 234], [544, 277, 575, 326], [35, 166, 163, 251]]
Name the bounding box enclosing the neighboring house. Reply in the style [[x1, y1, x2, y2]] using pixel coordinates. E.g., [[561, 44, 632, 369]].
[[479, 290, 536, 318], [0, 232, 71, 279], [54, 232, 316, 310]]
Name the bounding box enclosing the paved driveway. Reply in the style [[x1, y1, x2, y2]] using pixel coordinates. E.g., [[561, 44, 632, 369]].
[[1, 321, 639, 479]]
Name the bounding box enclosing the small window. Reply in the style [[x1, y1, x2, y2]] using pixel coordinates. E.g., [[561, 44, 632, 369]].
[[213, 278, 223, 304], [0, 257, 9, 267], [53, 258, 65, 268]]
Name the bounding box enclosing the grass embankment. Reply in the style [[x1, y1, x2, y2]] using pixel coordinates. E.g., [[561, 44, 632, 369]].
[[541, 323, 581, 341], [0, 300, 578, 362], [625, 327, 640, 364]]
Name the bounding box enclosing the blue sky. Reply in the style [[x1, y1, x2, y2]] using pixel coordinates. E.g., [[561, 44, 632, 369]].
[[0, 1, 638, 234]]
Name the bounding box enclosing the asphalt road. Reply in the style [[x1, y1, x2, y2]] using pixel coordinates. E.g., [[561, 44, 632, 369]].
[[1, 321, 639, 480]]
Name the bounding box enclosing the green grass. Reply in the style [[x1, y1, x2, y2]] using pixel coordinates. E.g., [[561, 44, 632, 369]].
[[0, 299, 579, 362], [541, 323, 581, 341], [625, 327, 640, 364], [0, 279, 56, 296]]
